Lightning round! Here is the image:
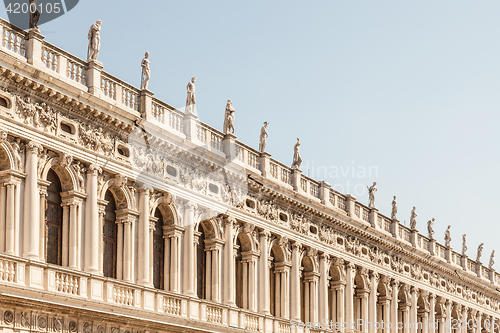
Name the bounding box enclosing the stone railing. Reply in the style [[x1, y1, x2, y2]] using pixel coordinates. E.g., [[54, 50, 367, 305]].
[[101, 72, 117, 100], [55, 271, 80, 295], [41, 46, 59, 72], [0, 257, 17, 282], [0, 19, 26, 58]]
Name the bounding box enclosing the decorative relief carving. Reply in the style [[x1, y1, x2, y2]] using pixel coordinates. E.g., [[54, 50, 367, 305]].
[[69, 321, 77, 333], [53, 317, 62, 332], [4, 310, 14, 324], [20, 311, 30, 328], [37, 315, 47, 330], [83, 322, 92, 333]]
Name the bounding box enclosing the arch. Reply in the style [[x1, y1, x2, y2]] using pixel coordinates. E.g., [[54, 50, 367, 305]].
[[0, 142, 15, 171], [150, 193, 180, 226], [45, 169, 63, 265], [198, 218, 222, 240], [98, 178, 135, 210], [41, 157, 78, 192]]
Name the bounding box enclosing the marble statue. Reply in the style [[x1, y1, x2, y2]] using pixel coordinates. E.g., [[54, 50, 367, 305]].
[[489, 250, 495, 269], [427, 218, 435, 240], [367, 182, 377, 208], [391, 196, 398, 219], [223, 99, 235, 135], [444, 225, 451, 248], [29, 0, 41, 32], [87, 20, 102, 61], [259, 122, 268, 153], [140, 52, 150, 90], [462, 234, 467, 256], [477, 243, 484, 262], [409, 207, 417, 229], [185, 77, 196, 114], [291, 138, 302, 169]]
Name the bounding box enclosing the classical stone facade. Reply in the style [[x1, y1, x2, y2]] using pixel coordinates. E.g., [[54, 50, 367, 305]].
[[0, 17, 499, 333]]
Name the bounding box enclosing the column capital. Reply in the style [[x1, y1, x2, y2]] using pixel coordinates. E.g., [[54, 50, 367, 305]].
[[88, 164, 102, 175], [27, 141, 43, 154], [391, 279, 400, 289], [185, 201, 198, 211], [223, 215, 237, 226], [259, 229, 271, 239], [138, 186, 153, 195], [370, 271, 380, 283], [292, 242, 302, 251]]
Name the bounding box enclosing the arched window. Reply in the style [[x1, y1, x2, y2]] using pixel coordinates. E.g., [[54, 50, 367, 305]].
[[196, 225, 206, 299], [45, 169, 63, 265], [153, 209, 164, 289], [103, 190, 117, 278]]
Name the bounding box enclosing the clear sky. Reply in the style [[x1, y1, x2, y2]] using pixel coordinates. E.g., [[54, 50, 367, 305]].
[[3, 0, 499, 266]]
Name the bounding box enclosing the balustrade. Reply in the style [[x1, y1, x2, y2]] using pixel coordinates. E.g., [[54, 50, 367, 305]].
[[1, 21, 25, 57], [41, 47, 58, 72]]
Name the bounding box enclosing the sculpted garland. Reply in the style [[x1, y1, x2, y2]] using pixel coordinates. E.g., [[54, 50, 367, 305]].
[[234, 194, 500, 312]]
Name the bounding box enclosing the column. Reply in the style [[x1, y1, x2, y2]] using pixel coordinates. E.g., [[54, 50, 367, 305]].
[[84, 164, 101, 273], [259, 229, 270, 313], [23, 141, 41, 260], [116, 221, 124, 280], [38, 186, 48, 261], [429, 294, 436, 333], [61, 204, 69, 266], [391, 281, 401, 333], [319, 254, 329, 323], [170, 234, 179, 292], [14, 182, 21, 256], [422, 309, 430, 333], [205, 248, 212, 299], [123, 220, 132, 281], [183, 202, 197, 296], [249, 258, 257, 311], [243, 260, 249, 308], [304, 279, 310, 322], [224, 216, 236, 306], [138, 187, 151, 286], [0, 184, 5, 252], [310, 275, 319, 323], [444, 301, 452, 333], [280, 264, 290, 318], [5, 183, 15, 255], [475, 312, 481, 333], [335, 283, 346, 325], [346, 263, 356, 331], [460, 306, 468, 333], [213, 246, 221, 302], [149, 220, 154, 285], [381, 298, 391, 333], [361, 291, 369, 333], [410, 288, 418, 333], [68, 203, 78, 269], [163, 234, 170, 291], [291, 243, 301, 321], [370, 273, 380, 333]]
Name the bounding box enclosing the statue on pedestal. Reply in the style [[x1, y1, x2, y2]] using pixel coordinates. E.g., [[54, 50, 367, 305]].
[[462, 234, 467, 256], [87, 20, 102, 61], [140, 52, 150, 90], [29, 0, 41, 33], [477, 243, 484, 262], [185, 77, 196, 114], [259, 122, 268, 153], [291, 138, 302, 169], [427, 218, 435, 240], [391, 196, 398, 219], [410, 207, 417, 230], [489, 250, 495, 269], [444, 225, 451, 248], [367, 182, 377, 208], [223, 99, 235, 135]]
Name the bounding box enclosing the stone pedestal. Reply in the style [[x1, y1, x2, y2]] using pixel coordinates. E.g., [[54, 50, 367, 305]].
[[445, 247, 452, 263], [140, 89, 154, 120], [291, 168, 302, 193], [489, 268, 496, 284], [222, 133, 237, 161], [319, 181, 331, 206], [346, 195, 357, 218], [391, 218, 400, 239], [86, 60, 104, 96], [410, 229, 418, 247], [476, 262, 482, 278], [369, 207, 378, 229], [429, 239, 437, 256], [259, 152, 271, 177], [26, 30, 45, 67], [183, 111, 198, 141], [461, 255, 468, 271]]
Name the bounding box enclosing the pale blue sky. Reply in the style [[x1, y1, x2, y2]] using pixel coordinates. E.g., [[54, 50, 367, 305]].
[[3, 1, 499, 265]]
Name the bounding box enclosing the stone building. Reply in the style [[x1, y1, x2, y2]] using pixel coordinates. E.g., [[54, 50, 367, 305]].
[[0, 17, 499, 333]]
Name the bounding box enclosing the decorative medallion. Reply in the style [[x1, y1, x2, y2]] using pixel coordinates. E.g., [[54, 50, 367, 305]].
[[69, 321, 78, 333], [37, 316, 47, 330], [97, 325, 105, 333], [20, 312, 30, 328], [53, 317, 62, 332], [4, 310, 14, 324], [83, 322, 92, 333]]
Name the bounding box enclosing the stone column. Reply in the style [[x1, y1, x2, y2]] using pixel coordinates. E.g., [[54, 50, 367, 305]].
[[410, 287, 418, 333], [68, 203, 78, 269], [212, 244, 222, 302], [5, 183, 17, 255], [359, 290, 369, 333], [61, 204, 70, 266], [84, 164, 101, 273], [369, 272, 380, 333], [380, 298, 391, 333], [281, 264, 290, 318], [123, 220, 132, 282], [138, 187, 151, 286], [444, 301, 452, 333], [334, 283, 346, 325], [169, 234, 179, 292], [183, 202, 197, 296], [291, 243, 302, 321], [205, 247, 211, 299], [259, 230, 270, 313], [390, 281, 400, 333], [346, 263, 356, 331], [0, 183, 5, 252], [310, 274, 319, 323], [23, 141, 41, 260], [475, 312, 482, 333], [38, 185, 48, 261], [429, 294, 436, 333], [459, 307, 468, 333], [319, 254, 329, 322], [224, 216, 236, 306], [249, 258, 258, 312]]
